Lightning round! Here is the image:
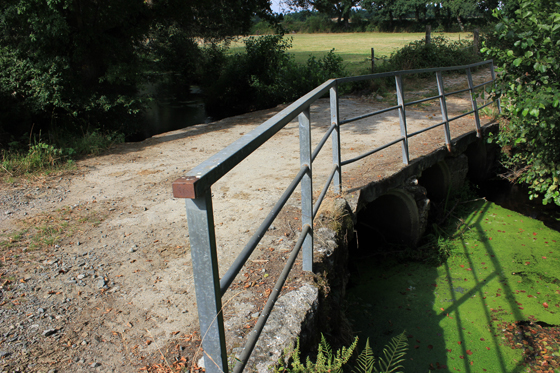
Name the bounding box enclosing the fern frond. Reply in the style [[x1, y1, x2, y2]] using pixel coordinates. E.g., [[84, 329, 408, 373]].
[[321, 334, 334, 362], [331, 336, 358, 373], [352, 338, 375, 373], [375, 331, 408, 373], [316, 334, 329, 370]]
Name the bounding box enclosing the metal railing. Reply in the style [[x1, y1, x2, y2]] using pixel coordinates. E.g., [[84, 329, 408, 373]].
[[172, 60, 500, 373]]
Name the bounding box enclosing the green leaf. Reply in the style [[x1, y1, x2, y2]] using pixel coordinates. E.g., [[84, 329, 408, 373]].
[[513, 58, 523, 66], [376, 331, 408, 373], [352, 339, 375, 373]]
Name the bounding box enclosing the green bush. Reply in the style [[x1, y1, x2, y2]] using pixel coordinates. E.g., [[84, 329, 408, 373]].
[[0, 0, 149, 146], [251, 20, 276, 35], [199, 35, 346, 118], [387, 35, 481, 73], [482, 0, 560, 205]]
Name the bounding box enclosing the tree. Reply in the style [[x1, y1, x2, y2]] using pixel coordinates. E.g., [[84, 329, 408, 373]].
[[360, 0, 500, 27], [0, 0, 275, 145], [442, 0, 480, 30], [482, 0, 560, 205], [283, 0, 360, 25]]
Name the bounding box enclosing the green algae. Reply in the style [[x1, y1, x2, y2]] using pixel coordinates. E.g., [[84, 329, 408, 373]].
[[347, 201, 560, 373]]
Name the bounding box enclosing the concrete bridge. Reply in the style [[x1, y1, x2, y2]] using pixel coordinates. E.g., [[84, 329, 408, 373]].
[[172, 61, 500, 372]]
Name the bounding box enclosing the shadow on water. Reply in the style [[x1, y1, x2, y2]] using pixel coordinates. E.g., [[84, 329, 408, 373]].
[[345, 193, 558, 372], [478, 179, 560, 232], [346, 247, 447, 372], [126, 86, 211, 142]]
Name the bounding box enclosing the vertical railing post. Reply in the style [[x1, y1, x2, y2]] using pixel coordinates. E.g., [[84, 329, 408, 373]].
[[184, 191, 228, 373], [395, 75, 410, 165], [436, 71, 452, 152], [466, 67, 482, 138], [490, 61, 502, 114], [371, 48, 375, 73], [330, 84, 342, 195], [299, 107, 313, 272]]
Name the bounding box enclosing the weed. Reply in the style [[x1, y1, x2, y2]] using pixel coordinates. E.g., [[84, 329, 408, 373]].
[[1, 129, 123, 179], [0, 203, 106, 252]]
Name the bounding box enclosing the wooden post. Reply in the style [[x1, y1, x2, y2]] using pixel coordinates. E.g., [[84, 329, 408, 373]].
[[371, 48, 375, 73], [425, 25, 431, 45], [473, 29, 480, 55]]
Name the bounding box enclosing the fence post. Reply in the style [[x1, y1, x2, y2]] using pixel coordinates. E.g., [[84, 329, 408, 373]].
[[426, 25, 431, 45], [330, 85, 342, 195], [299, 107, 313, 272], [490, 62, 502, 114], [371, 48, 375, 73], [466, 68, 482, 138], [395, 75, 410, 165], [436, 71, 452, 152], [473, 29, 480, 55], [183, 191, 228, 373]]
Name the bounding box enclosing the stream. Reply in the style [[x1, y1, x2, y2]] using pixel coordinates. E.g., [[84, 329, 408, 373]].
[[346, 179, 560, 372], [128, 86, 210, 142]]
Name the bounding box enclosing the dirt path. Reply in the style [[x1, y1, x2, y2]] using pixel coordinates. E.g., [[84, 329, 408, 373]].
[[0, 70, 497, 372]]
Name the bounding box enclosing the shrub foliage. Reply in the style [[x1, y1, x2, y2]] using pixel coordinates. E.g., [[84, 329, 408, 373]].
[[199, 35, 346, 118], [482, 0, 560, 205], [388, 35, 481, 72]]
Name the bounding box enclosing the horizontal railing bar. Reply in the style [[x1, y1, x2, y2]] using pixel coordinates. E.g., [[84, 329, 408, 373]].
[[312, 123, 336, 163], [341, 137, 404, 166], [232, 224, 312, 373], [183, 80, 336, 198], [473, 81, 491, 90], [219, 165, 309, 295], [407, 121, 446, 138], [444, 87, 471, 96], [478, 100, 497, 110], [448, 110, 475, 123], [313, 165, 338, 219], [339, 105, 400, 125], [337, 60, 493, 85], [404, 95, 440, 107]]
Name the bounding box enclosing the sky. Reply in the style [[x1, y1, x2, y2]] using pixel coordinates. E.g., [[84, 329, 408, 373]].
[[270, 0, 287, 14]]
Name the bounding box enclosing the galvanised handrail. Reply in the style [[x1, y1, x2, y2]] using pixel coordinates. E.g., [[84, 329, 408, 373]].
[[172, 60, 500, 373]]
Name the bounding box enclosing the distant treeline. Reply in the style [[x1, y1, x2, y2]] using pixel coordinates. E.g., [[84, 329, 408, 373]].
[[253, 0, 521, 33]]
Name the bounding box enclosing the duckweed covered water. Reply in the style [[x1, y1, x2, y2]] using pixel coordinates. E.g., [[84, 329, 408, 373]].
[[347, 201, 560, 372]]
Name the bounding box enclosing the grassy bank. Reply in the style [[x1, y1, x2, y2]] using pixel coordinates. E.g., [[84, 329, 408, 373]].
[[348, 201, 560, 372]]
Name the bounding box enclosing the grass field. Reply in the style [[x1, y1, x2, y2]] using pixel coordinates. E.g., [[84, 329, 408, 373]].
[[230, 32, 474, 74]]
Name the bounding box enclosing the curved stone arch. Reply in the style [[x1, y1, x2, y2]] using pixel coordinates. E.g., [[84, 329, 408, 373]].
[[357, 188, 421, 248], [418, 160, 451, 202]]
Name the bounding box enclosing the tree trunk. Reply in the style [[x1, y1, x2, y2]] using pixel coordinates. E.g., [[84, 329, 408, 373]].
[[457, 15, 464, 31]]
